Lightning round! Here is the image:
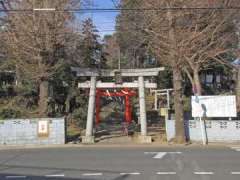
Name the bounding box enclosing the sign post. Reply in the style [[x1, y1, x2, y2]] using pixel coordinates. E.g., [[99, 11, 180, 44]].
[[199, 116, 207, 145], [192, 85, 207, 145], [194, 95, 207, 145]]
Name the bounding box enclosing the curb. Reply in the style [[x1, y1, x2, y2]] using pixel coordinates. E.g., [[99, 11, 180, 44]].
[[0, 142, 235, 151]]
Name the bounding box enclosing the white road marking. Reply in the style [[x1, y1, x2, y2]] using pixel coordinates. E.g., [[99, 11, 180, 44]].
[[230, 147, 240, 149], [153, 152, 167, 159], [120, 172, 141, 175], [82, 173, 103, 176], [194, 172, 214, 175], [230, 147, 240, 151], [45, 174, 65, 177], [146, 152, 182, 159], [144, 152, 160, 154], [144, 152, 182, 154], [231, 172, 240, 175], [6, 176, 27, 179], [156, 172, 177, 175]]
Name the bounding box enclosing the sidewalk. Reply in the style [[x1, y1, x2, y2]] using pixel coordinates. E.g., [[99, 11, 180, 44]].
[[0, 141, 237, 151]]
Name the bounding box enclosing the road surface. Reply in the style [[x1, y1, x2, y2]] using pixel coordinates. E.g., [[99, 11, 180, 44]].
[[0, 145, 240, 180]]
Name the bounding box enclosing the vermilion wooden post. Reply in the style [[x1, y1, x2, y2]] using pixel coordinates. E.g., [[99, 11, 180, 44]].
[[125, 95, 130, 123], [95, 90, 100, 126]]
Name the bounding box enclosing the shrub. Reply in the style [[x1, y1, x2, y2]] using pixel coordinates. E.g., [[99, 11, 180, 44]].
[[0, 108, 22, 119]]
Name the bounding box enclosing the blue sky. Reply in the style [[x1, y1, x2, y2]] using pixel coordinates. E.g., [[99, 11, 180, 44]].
[[78, 0, 119, 37]]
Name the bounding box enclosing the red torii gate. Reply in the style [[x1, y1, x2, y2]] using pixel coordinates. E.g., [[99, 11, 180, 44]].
[[96, 88, 136, 126]]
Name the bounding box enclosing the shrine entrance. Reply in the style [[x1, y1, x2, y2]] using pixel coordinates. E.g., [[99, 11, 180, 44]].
[[71, 68, 164, 143], [96, 88, 136, 126], [94, 89, 136, 140]]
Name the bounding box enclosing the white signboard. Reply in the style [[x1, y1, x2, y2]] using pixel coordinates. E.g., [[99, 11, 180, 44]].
[[38, 120, 49, 137], [191, 96, 237, 117]]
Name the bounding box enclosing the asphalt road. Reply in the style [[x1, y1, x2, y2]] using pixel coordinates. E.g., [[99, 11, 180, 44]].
[[0, 145, 240, 180]]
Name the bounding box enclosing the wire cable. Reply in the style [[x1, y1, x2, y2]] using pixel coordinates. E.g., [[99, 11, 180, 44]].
[[1, 6, 240, 13]]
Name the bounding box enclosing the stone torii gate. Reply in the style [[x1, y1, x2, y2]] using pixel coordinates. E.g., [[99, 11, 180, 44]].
[[71, 67, 164, 143]]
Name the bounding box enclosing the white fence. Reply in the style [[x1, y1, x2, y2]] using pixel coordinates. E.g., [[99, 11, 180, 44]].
[[166, 120, 240, 142], [0, 118, 65, 145]]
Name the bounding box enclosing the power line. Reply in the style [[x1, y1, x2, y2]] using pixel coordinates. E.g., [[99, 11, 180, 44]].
[[1, 6, 240, 13], [0, 30, 116, 38]]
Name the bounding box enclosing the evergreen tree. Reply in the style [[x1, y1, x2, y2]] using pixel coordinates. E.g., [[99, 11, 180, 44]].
[[80, 18, 107, 69]]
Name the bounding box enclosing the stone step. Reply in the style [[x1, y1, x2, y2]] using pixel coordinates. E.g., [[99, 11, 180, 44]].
[[96, 135, 133, 144]]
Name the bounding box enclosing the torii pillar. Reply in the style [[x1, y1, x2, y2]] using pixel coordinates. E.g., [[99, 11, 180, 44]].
[[71, 67, 165, 144], [83, 76, 96, 143], [138, 76, 147, 136]]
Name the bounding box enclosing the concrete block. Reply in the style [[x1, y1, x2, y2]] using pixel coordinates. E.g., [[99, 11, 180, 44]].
[[136, 135, 152, 144], [82, 136, 95, 144], [0, 118, 65, 145]]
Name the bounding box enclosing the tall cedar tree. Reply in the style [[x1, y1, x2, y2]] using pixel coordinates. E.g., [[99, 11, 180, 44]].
[[80, 18, 107, 68], [116, 0, 151, 68]]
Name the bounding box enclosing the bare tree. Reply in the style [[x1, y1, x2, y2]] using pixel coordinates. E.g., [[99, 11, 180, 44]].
[[178, 1, 238, 95], [139, 0, 187, 143], [141, 0, 238, 142], [117, 0, 187, 143], [1, 0, 81, 116], [144, 0, 239, 94]]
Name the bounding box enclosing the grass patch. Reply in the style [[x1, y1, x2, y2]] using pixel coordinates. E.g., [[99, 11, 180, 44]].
[[66, 124, 81, 142]]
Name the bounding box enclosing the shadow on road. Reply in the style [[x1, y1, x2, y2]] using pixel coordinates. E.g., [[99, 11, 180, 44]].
[[0, 163, 131, 180], [0, 163, 126, 174], [0, 173, 130, 180]]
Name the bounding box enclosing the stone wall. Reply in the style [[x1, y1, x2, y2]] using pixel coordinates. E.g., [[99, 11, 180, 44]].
[[166, 120, 240, 142], [0, 118, 65, 145]]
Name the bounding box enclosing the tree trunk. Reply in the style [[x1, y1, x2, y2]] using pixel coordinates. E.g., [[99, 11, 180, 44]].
[[15, 65, 22, 86], [39, 80, 49, 117], [173, 65, 186, 143], [167, 5, 186, 143], [193, 69, 202, 95]]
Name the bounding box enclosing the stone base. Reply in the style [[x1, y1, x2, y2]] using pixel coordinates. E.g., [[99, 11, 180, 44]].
[[137, 135, 152, 144], [81, 136, 95, 144]]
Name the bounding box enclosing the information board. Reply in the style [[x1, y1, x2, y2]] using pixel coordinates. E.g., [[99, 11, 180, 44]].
[[37, 120, 49, 137], [191, 96, 237, 117]]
